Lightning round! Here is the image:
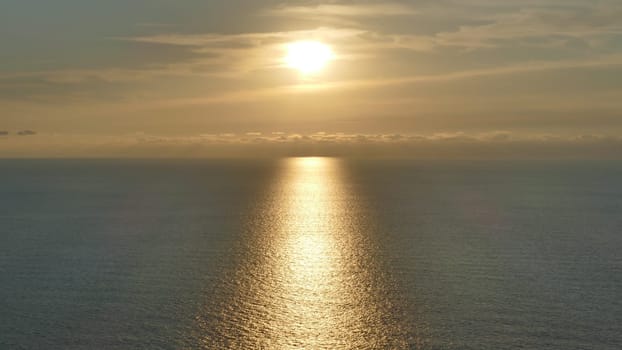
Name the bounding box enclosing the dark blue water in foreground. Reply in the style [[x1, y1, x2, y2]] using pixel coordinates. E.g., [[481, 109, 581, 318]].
[[1, 159, 621, 349]]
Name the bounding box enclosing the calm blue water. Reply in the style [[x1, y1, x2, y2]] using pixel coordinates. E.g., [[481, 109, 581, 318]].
[[1, 159, 621, 349]]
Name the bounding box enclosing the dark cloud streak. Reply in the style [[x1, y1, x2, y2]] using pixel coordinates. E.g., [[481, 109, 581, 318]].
[[17, 130, 37, 136]]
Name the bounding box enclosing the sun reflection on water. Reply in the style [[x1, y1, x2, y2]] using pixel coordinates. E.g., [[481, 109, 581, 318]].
[[199, 157, 413, 349]]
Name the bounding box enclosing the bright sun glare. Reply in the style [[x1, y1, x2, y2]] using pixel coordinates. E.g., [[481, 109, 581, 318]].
[[285, 41, 334, 74]]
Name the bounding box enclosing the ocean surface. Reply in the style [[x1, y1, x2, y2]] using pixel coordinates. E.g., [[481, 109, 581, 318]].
[[1, 158, 621, 349]]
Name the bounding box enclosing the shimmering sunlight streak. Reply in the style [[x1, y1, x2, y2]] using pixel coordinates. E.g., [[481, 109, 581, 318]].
[[200, 158, 413, 349], [270, 158, 342, 345]]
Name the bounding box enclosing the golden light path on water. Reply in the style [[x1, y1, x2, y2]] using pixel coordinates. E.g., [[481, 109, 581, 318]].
[[199, 158, 415, 349]]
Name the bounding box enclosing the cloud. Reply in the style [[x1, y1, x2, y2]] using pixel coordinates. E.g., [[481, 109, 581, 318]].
[[2, 131, 620, 159], [266, 3, 418, 18], [427, 4, 622, 50], [264, 1, 622, 52], [142, 53, 622, 108], [17, 130, 37, 136], [121, 27, 363, 49], [3, 0, 620, 101], [0, 27, 363, 89], [1, 0, 621, 142]]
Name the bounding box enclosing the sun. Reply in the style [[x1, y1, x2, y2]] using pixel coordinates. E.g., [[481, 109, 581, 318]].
[[284, 41, 334, 74]]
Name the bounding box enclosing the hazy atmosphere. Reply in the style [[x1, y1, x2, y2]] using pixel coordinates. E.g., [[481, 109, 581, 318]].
[[2, 0, 621, 157], [3, 2, 622, 349]]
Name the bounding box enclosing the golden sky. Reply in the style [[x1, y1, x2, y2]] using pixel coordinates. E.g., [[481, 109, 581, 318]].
[[1, 0, 622, 157]]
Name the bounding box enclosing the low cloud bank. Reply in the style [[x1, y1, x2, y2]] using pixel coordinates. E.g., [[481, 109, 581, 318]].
[[1, 131, 621, 159]]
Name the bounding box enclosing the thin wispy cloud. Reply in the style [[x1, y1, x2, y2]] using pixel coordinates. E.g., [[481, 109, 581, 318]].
[[266, 3, 418, 17], [429, 6, 622, 50], [138, 53, 622, 108], [4, 0, 621, 92]]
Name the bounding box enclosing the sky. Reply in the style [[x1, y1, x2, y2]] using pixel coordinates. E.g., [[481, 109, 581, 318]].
[[1, 0, 622, 158]]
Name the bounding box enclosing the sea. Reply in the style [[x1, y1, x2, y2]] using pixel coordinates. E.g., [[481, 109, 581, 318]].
[[1, 158, 621, 349]]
